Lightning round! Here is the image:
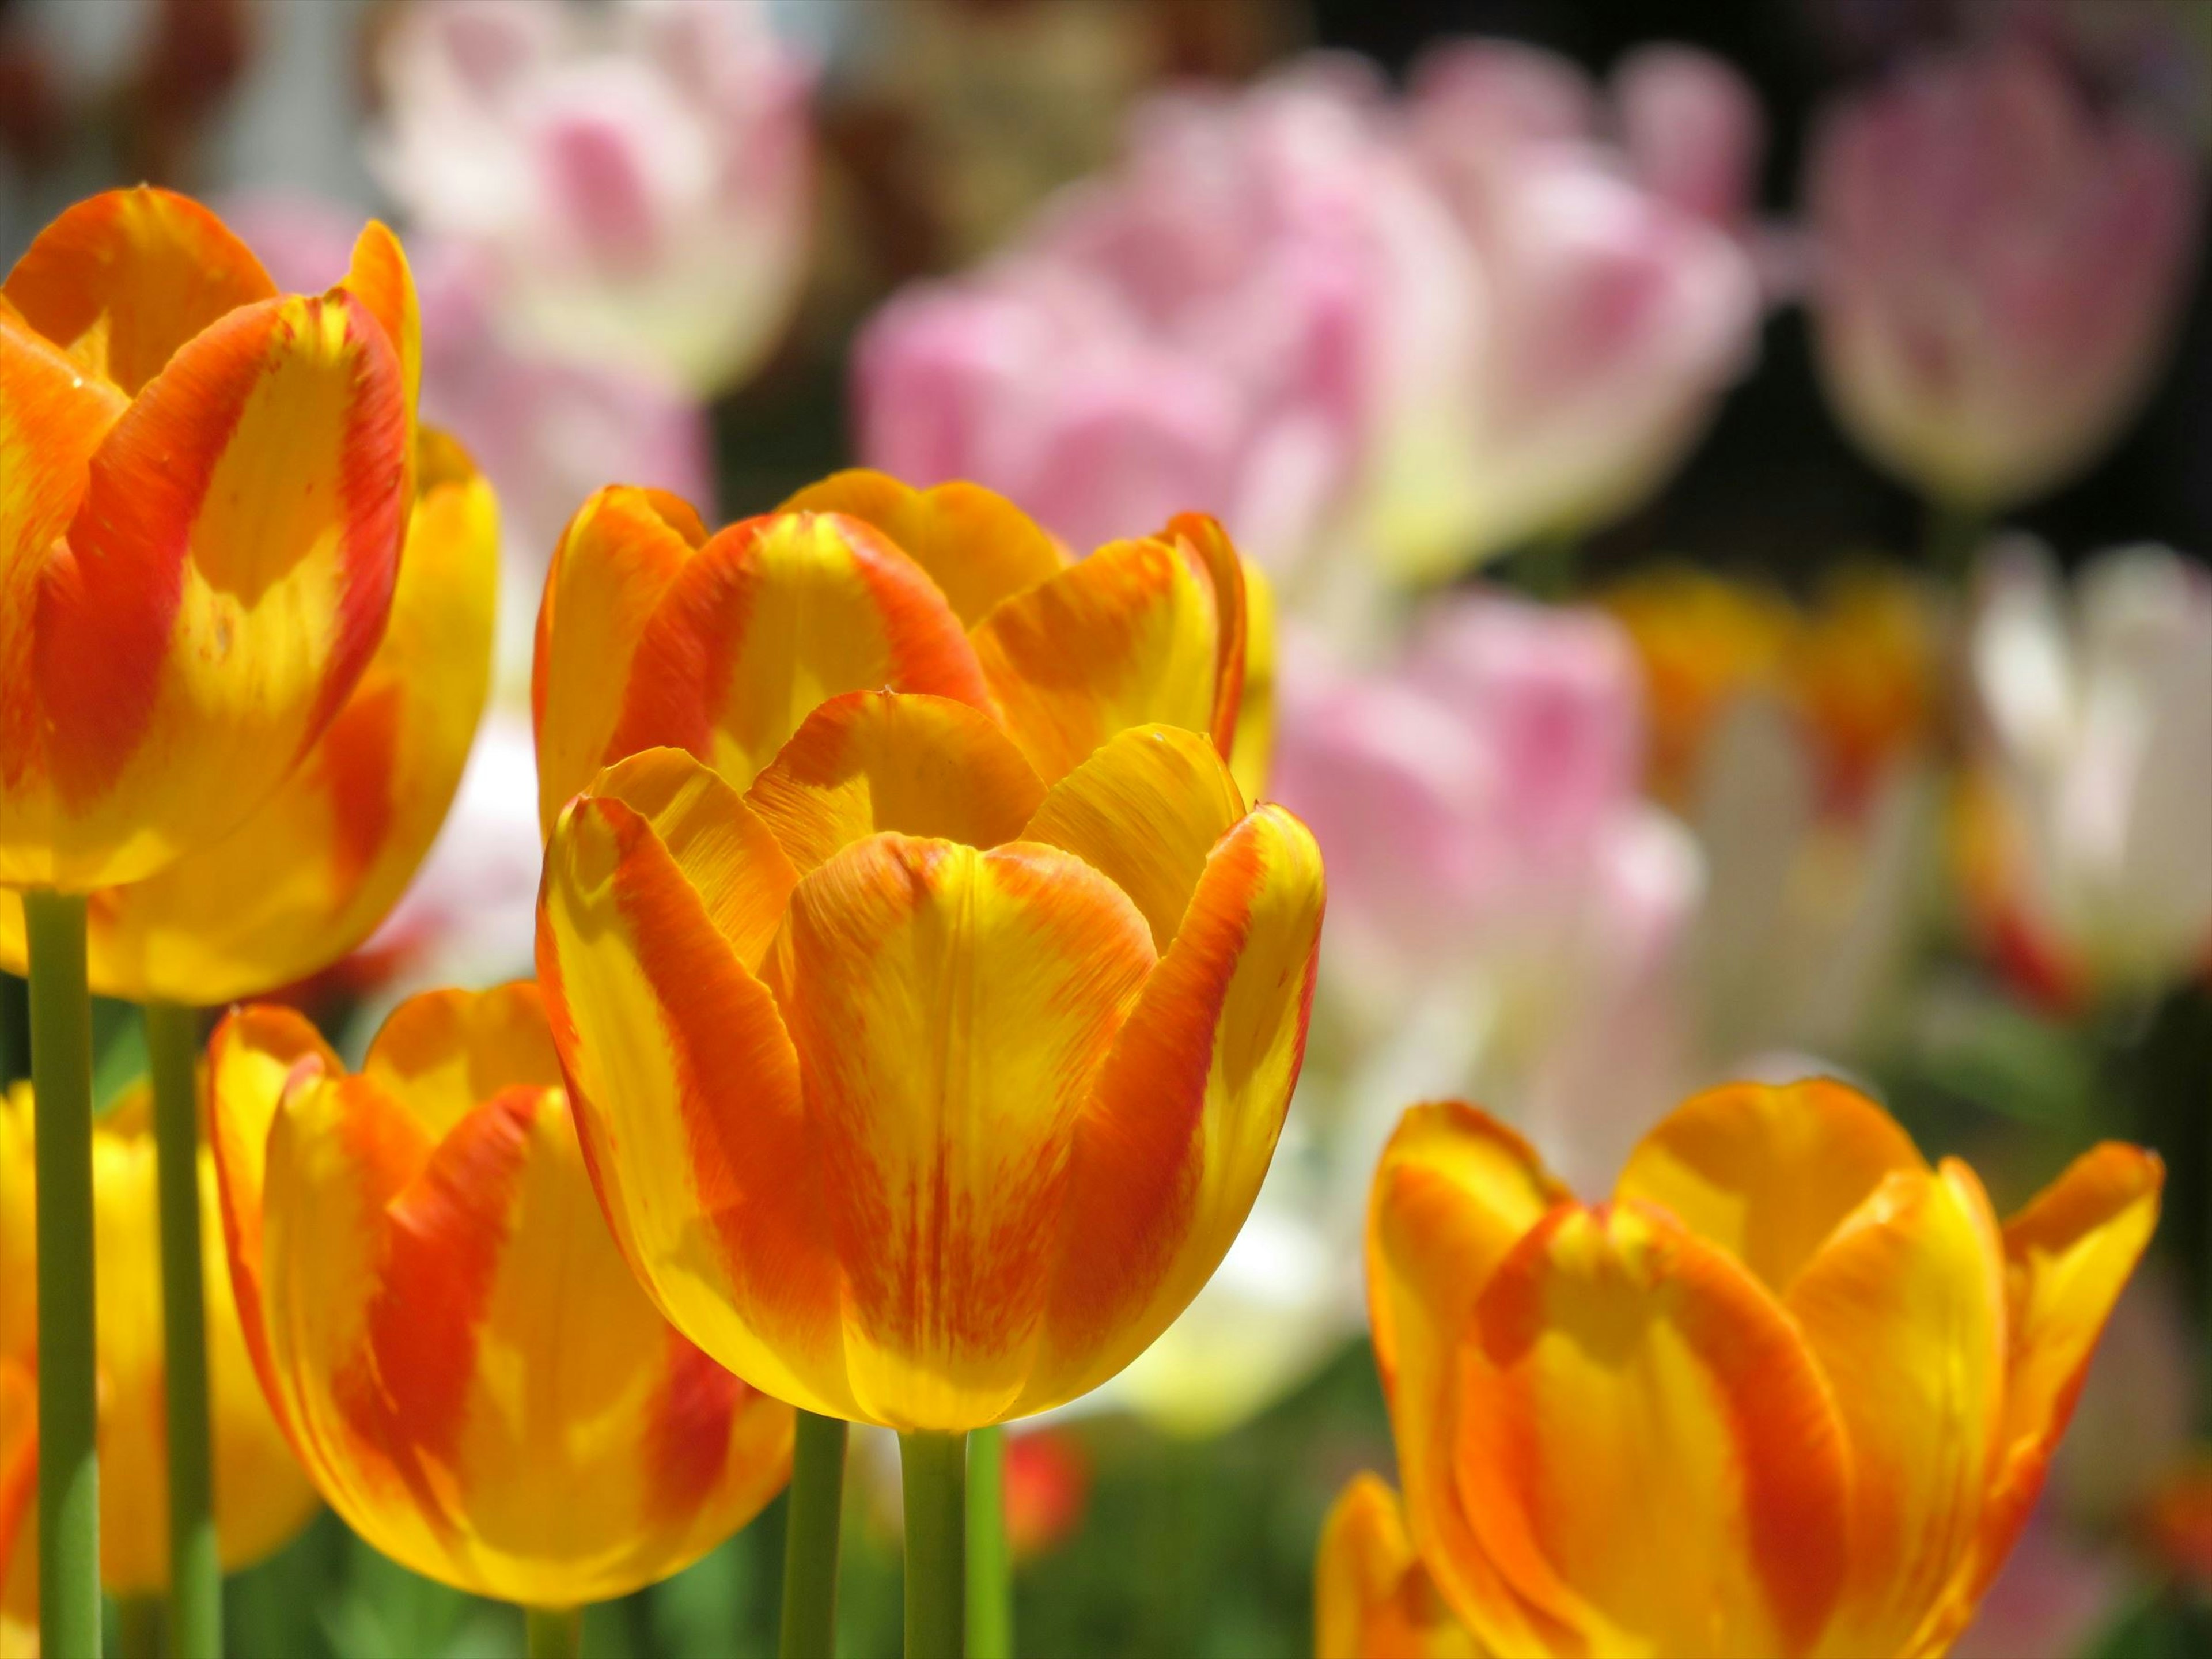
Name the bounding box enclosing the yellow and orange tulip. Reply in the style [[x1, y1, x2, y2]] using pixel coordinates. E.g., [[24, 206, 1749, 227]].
[[205, 984, 792, 1606], [0, 1082, 320, 1618], [1357, 1080, 2160, 1659], [1, 187, 419, 893], [530, 468, 1259, 835], [1316, 1475, 1482, 1659], [0, 428, 496, 1002]]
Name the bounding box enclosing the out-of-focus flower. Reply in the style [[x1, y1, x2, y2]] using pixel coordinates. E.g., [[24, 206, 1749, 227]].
[[0, 428, 497, 1002], [1365, 1081, 2161, 1657], [2143, 1456, 2212, 1584], [1948, 1515, 2127, 1659], [857, 59, 1473, 585], [1377, 40, 1763, 577], [1003, 1427, 1090, 1560], [533, 470, 1315, 1433], [1315, 1474, 1479, 1659], [0, 187, 412, 892], [206, 984, 792, 1604], [0, 1082, 319, 1614], [371, 0, 812, 396], [1808, 39, 2200, 511], [1103, 596, 1696, 1434], [1956, 540, 2212, 1005]]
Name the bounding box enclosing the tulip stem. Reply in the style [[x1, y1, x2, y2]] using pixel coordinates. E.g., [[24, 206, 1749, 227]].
[[117, 1595, 162, 1659], [966, 1425, 1012, 1659], [146, 999, 221, 1659], [899, 1430, 967, 1659], [24, 888, 97, 1659], [778, 1410, 848, 1659], [525, 1605, 581, 1659]]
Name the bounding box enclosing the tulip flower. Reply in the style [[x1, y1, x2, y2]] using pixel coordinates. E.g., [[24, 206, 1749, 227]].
[[1808, 40, 2200, 512], [0, 1082, 320, 1613], [370, 0, 813, 396], [1316, 1474, 1478, 1659], [0, 428, 497, 1003], [1362, 1081, 2161, 1658], [1956, 539, 2212, 1005], [204, 983, 793, 1608]]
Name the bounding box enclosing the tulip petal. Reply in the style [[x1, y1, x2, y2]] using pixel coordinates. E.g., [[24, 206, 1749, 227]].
[[969, 529, 1237, 785], [1449, 1203, 1852, 1658], [1316, 1474, 1483, 1659], [363, 983, 567, 1143], [608, 511, 994, 793], [778, 468, 1068, 626], [2, 187, 276, 394], [1613, 1078, 1928, 1293], [36, 290, 408, 889], [1029, 804, 1323, 1411], [1230, 557, 1275, 799], [1166, 512, 1249, 762], [1924, 1145, 2162, 1652], [1020, 724, 1245, 952], [532, 485, 709, 835], [746, 690, 1046, 875], [537, 783, 842, 1418], [0, 1360, 34, 1643], [0, 435, 497, 1001], [767, 834, 1157, 1428], [1785, 1164, 2008, 1657], [340, 222, 420, 427]]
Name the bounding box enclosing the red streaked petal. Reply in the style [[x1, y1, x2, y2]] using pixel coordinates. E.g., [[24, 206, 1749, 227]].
[[339, 221, 419, 423]]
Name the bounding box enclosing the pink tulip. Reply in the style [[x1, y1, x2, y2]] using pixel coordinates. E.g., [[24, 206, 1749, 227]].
[[370, 0, 812, 394], [1808, 39, 2199, 509]]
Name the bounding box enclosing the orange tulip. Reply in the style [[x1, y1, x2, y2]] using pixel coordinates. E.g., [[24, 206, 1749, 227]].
[[1316, 1474, 1480, 1659], [1362, 1081, 2161, 1659], [530, 467, 1257, 835], [0, 428, 496, 1001], [0, 1083, 320, 1614], [205, 984, 791, 1604], [1, 187, 418, 893]]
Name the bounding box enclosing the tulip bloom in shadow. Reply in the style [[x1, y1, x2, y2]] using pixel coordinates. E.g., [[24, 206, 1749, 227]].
[[1323, 1079, 2161, 1658], [204, 984, 793, 1613]]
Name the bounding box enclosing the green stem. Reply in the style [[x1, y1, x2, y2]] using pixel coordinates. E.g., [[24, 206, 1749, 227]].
[[965, 1425, 1011, 1659], [525, 1605, 582, 1659], [116, 1594, 162, 1659], [25, 889, 97, 1659], [145, 1001, 218, 1659], [778, 1410, 848, 1659], [899, 1431, 967, 1659]]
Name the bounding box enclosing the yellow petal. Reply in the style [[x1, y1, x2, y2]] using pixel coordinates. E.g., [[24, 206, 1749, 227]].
[[1785, 1164, 2008, 1657], [1613, 1078, 1928, 1293], [339, 222, 421, 431], [363, 982, 566, 1143], [2, 187, 275, 394], [532, 485, 708, 836], [764, 834, 1157, 1429], [778, 468, 1068, 626], [1018, 724, 1244, 952], [744, 690, 1045, 876], [1230, 556, 1275, 800], [1442, 1203, 1852, 1658], [1316, 1474, 1484, 1659]]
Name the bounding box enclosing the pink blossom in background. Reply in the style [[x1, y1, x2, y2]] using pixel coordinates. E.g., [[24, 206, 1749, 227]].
[[370, 0, 813, 395], [1808, 39, 2200, 510], [856, 58, 1473, 581]]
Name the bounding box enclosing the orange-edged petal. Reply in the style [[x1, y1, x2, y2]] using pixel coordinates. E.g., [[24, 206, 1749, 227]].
[[1613, 1078, 1928, 1294], [1316, 1474, 1484, 1659], [745, 691, 1045, 875], [1446, 1203, 1852, 1659], [1018, 724, 1244, 952], [362, 982, 566, 1143], [1230, 557, 1275, 800], [1920, 1144, 2163, 1654], [1028, 804, 1323, 1412], [608, 511, 993, 794], [778, 468, 1068, 626], [537, 779, 842, 1419], [765, 834, 1157, 1429], [969, 531, 1232, 786], [33, 289, 408, 891], [2, 187, 276, 394], [532, 484, 709, 835], [1785, 1163, 2008, 1658], [339, 222, 420, 429], [0, 431, 496, 1001], [1164, 512, 1249, 762]]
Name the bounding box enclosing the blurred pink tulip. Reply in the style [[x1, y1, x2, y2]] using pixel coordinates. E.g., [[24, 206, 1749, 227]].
[[857, 58, 1474, 578], [1809, 40, 2200, 510], [371, 0, 812, 394]]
